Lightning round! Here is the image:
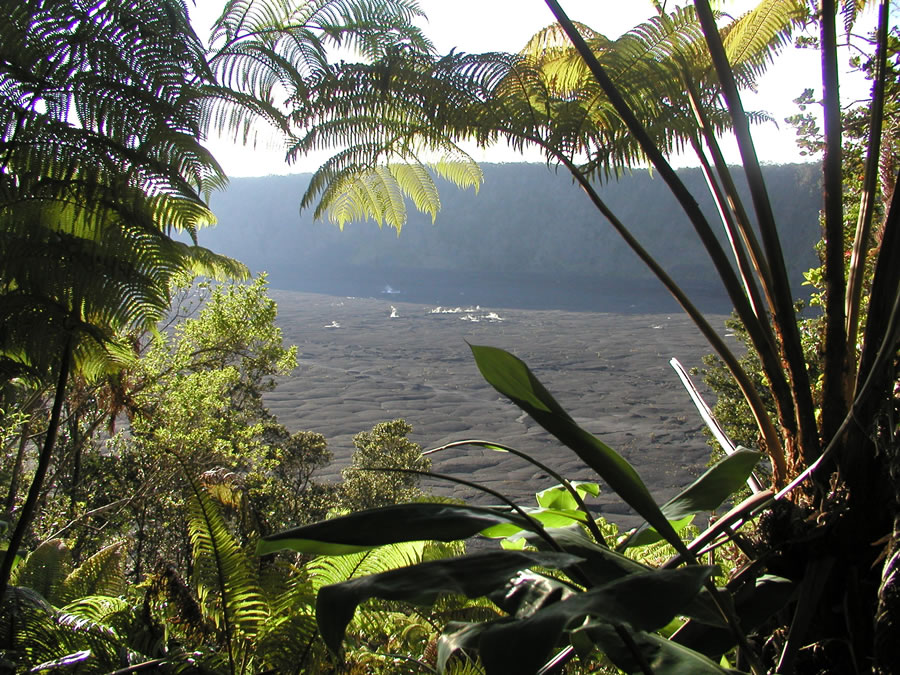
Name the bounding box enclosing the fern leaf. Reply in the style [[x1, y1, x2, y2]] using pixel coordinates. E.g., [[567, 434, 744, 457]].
[[58, 542, 126, 606], [185, 476, 268, 670], [10, 540, 73, 606], [722, 0, 807, 81], [306, 541, 428, 592]]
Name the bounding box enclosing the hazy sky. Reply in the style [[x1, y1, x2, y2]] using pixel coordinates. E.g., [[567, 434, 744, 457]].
[[192, 1, 871, 177]]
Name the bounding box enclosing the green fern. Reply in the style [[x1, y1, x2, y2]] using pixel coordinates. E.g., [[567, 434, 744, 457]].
[[0, 0, 248, 386], [721, 0, 809, 86], [185, 475, 268, 674], [0, 586, 141, 674], [57, 542, 126, 606], [285, 1, 803, 230], [306, 541, 428, 592], [10, 540, 72, 606]]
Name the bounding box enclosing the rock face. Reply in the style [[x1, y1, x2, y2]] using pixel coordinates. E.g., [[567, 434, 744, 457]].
[[204, 162, 822, 309]]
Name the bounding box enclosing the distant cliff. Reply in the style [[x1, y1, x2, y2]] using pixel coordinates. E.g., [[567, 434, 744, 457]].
[[203, 162, 823, 310]]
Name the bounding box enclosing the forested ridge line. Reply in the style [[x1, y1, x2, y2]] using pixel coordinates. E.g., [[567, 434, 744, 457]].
[[206, 162, 822, 303]]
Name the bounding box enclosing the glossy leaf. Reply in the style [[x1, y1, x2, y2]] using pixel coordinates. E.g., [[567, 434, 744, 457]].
[[578, 622, 741, 675], [523, 525, 724, 626], [470, 344, 684, 551], [672, 574, 796, 659], [258, 502, 543, 556], [479, 507, 588, 538], [440, 565, 716, 674], [535, 482, 601, 510], [488, 570, 578, 618], [620, 447, 762, 549], [522, 524, 648, 585], [315, 550, 582, 654]]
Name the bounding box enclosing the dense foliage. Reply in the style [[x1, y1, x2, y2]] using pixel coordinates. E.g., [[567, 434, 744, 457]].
[[3, 0, 900, 674], [254, 1, 900, 673]]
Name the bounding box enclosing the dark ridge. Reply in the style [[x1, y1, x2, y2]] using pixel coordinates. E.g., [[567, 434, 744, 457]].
[[203, 162, 822, 312]]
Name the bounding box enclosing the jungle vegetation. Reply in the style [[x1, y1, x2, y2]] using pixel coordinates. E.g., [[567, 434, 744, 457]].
[[2, 1, 899, 674]]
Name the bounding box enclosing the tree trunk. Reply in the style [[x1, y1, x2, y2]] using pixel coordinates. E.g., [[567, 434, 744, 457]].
[[875, 514, 900, 673], [0, 338, 72, 598]]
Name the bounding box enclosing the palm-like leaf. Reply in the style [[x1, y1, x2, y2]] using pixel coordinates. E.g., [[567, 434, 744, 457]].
[[306, 540, 429, 592], [0, 1, 248, 595], [0, 0, 246, 385], [288, 3, 797, 229], [203, 0, 434, 148], [57, 542, 126, 606], [10, 539, 127, 610], [9, 540, 73, 607], [255, 570, 328, 672]]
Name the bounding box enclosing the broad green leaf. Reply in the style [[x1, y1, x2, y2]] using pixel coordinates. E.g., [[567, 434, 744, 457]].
[[624, 514, 697, 549], [522, 524, 649, 585], [579, 623, 741, 675], [521, 524, 725, 626], [660, 448, 761, 519], [619, 447, 761, 549], [488, 570, 578, 618], [440, 565, 716, 674], [479, 507, 588, 538], [535, 482, 601, 510], [258, 502, 543, 556], [316, 550, 582, 654], [469, 344, 683, 551], [672, 574, 796, 659]]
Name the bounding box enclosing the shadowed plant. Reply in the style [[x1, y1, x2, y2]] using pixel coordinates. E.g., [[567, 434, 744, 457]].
[[255, 1, 900, 672]]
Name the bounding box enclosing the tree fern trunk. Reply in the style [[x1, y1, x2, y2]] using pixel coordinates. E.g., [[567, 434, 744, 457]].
[[876, 513, 900, 673], [0, 337, 73, 598]]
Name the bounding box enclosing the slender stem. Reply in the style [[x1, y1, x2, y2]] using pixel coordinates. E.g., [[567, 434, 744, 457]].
[[694, 0, 821, 470], [373, 467, 565, 554], [424, 439, 607, 545], [690, 133, 767, 322], [558, 156, 787, 483], [650, 0, 776, 326], [542, 0, 792, 483], [4, 420, 31, 514], [777, 212, 900, 503], [687, 87, 776, 307], [2, 388, 44, 514], [845, 0, 890, 386], [0, 336, 72, 598], [614, 624, 656, 675], [819, 0, 851, 449]]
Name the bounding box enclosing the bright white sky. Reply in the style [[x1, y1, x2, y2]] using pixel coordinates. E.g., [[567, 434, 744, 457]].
[[191, 0, 875, 177]]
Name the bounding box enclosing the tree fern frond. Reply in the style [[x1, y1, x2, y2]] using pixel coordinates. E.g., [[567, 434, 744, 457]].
[[172, 242, 251, 282], [57, 542, 126, 606], [720, 0, 807, 83], [59, 595, 131, 627], [1, 0, 242, 387], [429, 155, 483, 194], [9, 540, 72, 606], [0, 585, 136, 673], [255, 608, 326, 673]]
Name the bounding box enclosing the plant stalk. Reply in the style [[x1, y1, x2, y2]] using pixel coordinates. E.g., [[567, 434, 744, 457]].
[[819, 0, 851, 448], [556, 154, 787, 483], [693, 0, 821, 471], [845, 0, 890, 386], [0, 336, 72, 598], [543, 0, 795, 484]]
